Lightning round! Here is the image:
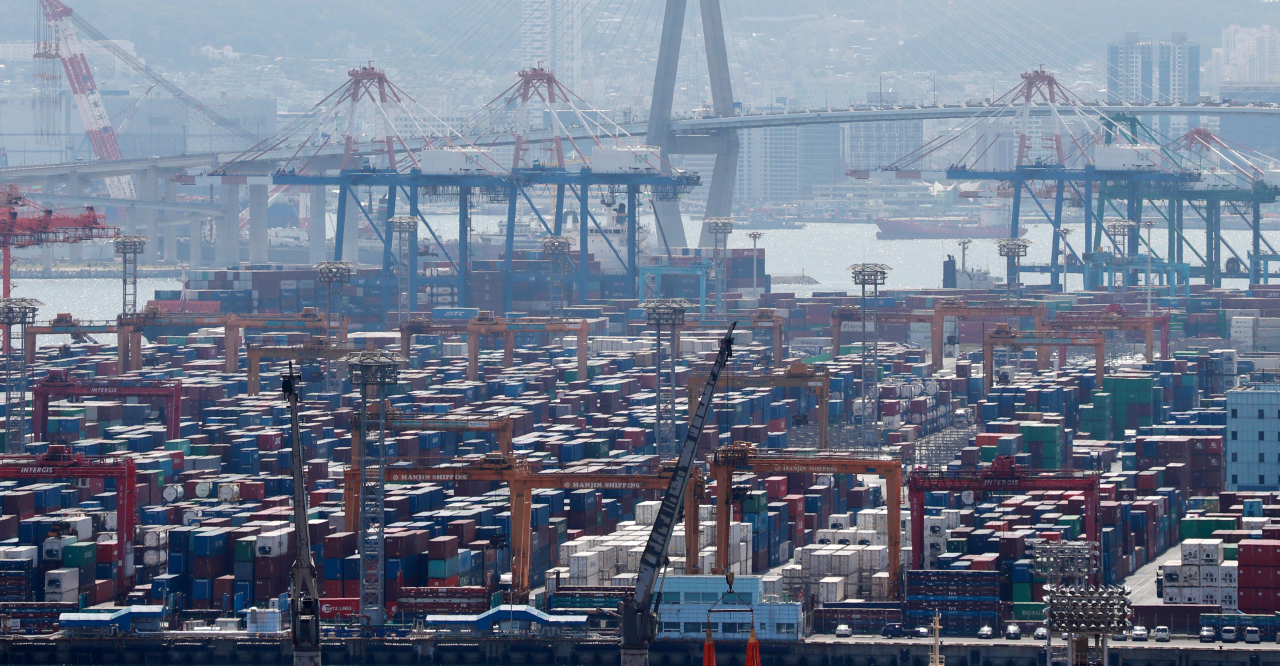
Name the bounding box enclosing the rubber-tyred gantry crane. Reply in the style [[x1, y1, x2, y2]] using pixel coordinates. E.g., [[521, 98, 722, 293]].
[[362, 454, 698, 603], [23, 313, 118, 364], [117, 306, 328, 373], [1049, 305, 1169, 364], [983, 324, 1104, 392], [32, 369, 182, 441], [245, 338, 356, 397], [930, 301, 1047, 372], [687, 361, 832, 449], [907, 456, 1100, 570], [464, 312, 589, 381], [709, 442, 903, 591], [0, 444, 136, 593], [343, 412, 516, 532]]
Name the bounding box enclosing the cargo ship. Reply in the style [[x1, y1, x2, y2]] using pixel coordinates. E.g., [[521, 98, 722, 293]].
[[875, 205, 1021, 240]]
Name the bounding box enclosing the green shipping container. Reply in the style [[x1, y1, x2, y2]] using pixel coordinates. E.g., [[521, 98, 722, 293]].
[[235, 537, 256, 562], [1012, 602, 1047, 622], [62, 542, 96, 568]]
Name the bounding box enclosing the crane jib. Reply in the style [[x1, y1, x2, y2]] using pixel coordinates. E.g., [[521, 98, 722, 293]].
[[632, 323, 735, 611]]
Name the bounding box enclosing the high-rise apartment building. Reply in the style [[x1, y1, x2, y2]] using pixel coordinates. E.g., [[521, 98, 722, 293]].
[[1208, 25, 1280, 92], [1107, 32, 1154, 104], [520, 0, 584, 90], [1159, 33, 1201, 103]]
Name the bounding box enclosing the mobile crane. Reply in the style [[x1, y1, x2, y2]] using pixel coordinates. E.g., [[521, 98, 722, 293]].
[[620, 323, 736, 666], [283, 364, 321, 666]]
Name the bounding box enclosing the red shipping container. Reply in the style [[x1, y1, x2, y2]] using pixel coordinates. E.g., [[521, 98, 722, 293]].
[[240, 481, 265, 501], [96, 541, 121, 563], [342, 580, 360, 598], [323, 580, 344, 598], [257, 431, 284, 451], [428, 576, 460, 587], [428, 536, 459, 560], [1239, 540, 1280, 566]]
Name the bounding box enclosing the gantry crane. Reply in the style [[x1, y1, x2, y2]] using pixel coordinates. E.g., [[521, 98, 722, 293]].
[[621, 323, 735, 666], [1049, 306, 1169, 364], [907, 456, 1100, 570], [0, 185, 116, 299], [687, 361, 831, 448], [708, 443, 903, 591], [0, 445, 136, 593], [679, 309, 786, 366], [246, 338, 356, 397], [367, 455, 700, 602], [830, 306, 933, 362], [929, 301, 1047, 372], [464, 312, 589, 381], [343, 413, 515, 531], [32, 369, 182, 441], [282, 365, 320, 666], [23, 313, 118, 363], [982, 324, 1104, 392], [117, 306, 328, 373]]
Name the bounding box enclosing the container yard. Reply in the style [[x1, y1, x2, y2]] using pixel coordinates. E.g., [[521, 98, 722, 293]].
[[0, 262, 1274, 662]]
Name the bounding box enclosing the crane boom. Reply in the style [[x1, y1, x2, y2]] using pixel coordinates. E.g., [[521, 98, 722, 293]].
[[38, 0, 134, 199], [283, 364, 321, 666], [620, 322, 736, 666]]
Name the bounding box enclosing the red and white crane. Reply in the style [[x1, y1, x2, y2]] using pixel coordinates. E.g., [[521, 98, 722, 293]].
[[36, 0, 135, 200]]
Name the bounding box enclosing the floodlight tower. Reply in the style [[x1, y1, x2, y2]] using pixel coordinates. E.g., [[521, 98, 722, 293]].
[[747, 231, 764, 295], [0, 298, 41, 453], [849, 263, 890, 447], [542, 236, 572, 316], [390, 216, 418, 325], [996, 238, 1030, 300], [315, 260, 355, 391], [646, 299, 687, 456], [706, 218, 733, 314], [114, 236, 146, 315], [346, 349, 403, 626]]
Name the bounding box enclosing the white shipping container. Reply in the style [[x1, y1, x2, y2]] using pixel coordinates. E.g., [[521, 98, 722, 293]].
[[64, 517, 92, 542], [1200, 588, 1219, 606], [1180, 563, 1200, 587], [1199, 539, 1225, 565], [569, 550, 603, 576], [861, 545, 890, 572], [1180, 539, 1199, 563], [1184, 587, 1203, 604], [818, 576, 846, 604], [2, 546, 36, 562], [1162, 559, 1182, 586], [942, 510, 961, 530], [1162, 586, 1182, 604], [45, 567, 78, 592], [870, 572, 891, 601], [256, 530, 289, 557], [635, 501, 660, 526], [828, 513, 852, 529], [1221, 561, 1239, 587], [1200, 565, 1220, 586], [1221, 588, 1239, 609]]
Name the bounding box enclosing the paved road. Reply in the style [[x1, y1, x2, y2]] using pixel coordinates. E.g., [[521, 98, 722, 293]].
[[1124, 545, 1182, 606]]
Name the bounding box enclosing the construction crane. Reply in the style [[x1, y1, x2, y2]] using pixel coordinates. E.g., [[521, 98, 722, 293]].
[[283, 364, 320, 666], [907, 456, 1100, 570], [0, 185, 116, 298], [621, 323, 735, 666], [35, 0, 133, 198], [708, 443, 903, 592]]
